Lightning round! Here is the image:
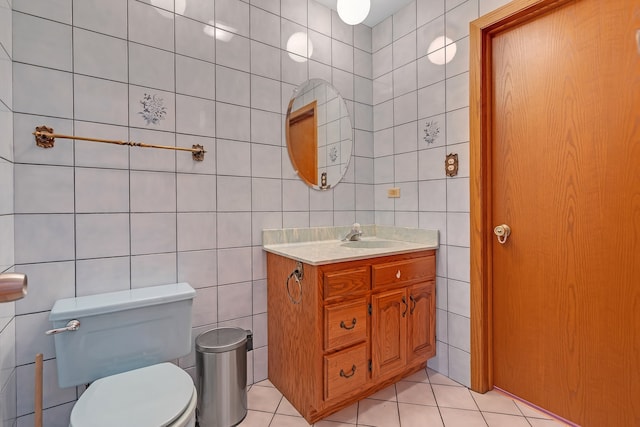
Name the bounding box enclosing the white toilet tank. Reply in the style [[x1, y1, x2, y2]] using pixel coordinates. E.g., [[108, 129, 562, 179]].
[[49, 282, 196, 388]]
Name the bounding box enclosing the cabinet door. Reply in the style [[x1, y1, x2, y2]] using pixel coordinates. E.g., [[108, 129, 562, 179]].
[[407, 282, 436, 363], [371, 289, 407, 379]]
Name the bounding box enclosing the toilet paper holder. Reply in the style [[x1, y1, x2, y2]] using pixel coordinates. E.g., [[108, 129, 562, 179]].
[[0, 273, 28, 303]]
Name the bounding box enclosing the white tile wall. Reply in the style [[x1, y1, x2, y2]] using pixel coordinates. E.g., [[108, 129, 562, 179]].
[[76, 213, 130, 259], [13, 0, 71, 25], [128, 1, 174, 50], [73, 0, 127, 37], [217, 0, 250, 37], [131, 253, 177, 288], [74, 29, 128, 82], [13, 64, 73, 118], [176, 95, 216, 135], [175, 15, 215, 62], [177, 212, 216, 251], [1, 1, 15, 425], [75, 168, 130, 213], [129, 43, 175, 92], [369, 0, 513, 386], [2, 0, 516, 424], [14, 214, 75, 264], [14, 262, 75, 315], [12, 12, 72, 71], [75, 257, 130, 297], [75, 75, 129, 125], [177, 250, 217, 288]]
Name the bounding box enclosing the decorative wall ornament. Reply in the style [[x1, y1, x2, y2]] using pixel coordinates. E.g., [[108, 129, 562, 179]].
[[424, 120, 440, 144], [139, 93, 167, 125], [329, 146, 338, 163]]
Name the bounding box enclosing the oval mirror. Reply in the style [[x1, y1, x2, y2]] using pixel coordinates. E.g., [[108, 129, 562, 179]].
[[285, 79, 353, 190]]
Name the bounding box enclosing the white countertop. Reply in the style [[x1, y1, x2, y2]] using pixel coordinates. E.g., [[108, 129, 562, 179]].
[[262, 225, 439, 265]]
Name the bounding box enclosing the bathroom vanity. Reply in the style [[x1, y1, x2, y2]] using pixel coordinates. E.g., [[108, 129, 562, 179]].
[[263, 226, 438, 423]]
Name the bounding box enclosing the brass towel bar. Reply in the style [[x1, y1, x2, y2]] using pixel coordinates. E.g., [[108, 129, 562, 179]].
[[33, 125, 206, 161]]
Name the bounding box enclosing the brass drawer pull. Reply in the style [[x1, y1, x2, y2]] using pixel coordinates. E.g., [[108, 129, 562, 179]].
[[402, 295, 408, 317], [340, 318, 357, 330], [410, 295, 416, 315], [340, 365, 357, 378]]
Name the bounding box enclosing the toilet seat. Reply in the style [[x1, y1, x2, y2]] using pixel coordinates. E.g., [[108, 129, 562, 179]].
[[70, 363, 196, 427]]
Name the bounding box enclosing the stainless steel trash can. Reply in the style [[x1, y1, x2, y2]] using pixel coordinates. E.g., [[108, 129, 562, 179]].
[[196, 327, 253, 427]]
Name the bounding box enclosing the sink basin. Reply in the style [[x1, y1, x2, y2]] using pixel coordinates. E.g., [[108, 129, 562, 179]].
[[340, 239, 405, 249]]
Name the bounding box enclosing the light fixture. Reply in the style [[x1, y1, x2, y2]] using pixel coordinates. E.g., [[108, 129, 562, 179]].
[[204, 22, 237, 42], [427, 36, 457, 65], [150, 0, 185, 17], [286, 32, 314, 63], [175, 0, 186, 15], [337, 0, 370, 26]]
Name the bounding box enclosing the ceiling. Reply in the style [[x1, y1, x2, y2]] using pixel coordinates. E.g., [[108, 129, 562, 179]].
[[314, 0, 414, 28]]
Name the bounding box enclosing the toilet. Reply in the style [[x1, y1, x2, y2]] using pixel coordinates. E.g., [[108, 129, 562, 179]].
[[48, 282, 197, 427]]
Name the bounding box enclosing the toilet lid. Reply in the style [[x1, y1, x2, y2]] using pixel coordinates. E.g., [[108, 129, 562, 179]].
[[70, 363, 194, 427]]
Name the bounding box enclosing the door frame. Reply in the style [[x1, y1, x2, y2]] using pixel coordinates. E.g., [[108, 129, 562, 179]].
[[469, 0, 573, 393]]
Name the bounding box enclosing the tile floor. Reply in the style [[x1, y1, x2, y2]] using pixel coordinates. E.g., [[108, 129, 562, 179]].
[[241, 368, 570, 427]]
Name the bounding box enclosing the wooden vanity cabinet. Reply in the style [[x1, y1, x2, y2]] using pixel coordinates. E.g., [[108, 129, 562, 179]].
[[267, 250, 436, 424]]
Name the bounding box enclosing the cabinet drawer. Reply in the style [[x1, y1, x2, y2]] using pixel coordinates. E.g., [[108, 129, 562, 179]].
[[324, 298, 368, 351], [372, 256, 435, 289], [323, 266, 370, 300], [324, 342, 368, 401]]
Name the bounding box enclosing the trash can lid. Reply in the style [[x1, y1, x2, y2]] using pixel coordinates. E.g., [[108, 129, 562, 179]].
[[196, 327, 248, 353]]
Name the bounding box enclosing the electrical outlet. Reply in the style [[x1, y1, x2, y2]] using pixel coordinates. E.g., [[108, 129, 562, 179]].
[[387, 187, 401, 198]]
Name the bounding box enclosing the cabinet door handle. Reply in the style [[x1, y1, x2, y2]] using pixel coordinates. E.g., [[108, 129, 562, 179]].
[[402, 296, 408, 317], [409, 295, 416, 315], [340, 318, 357, 330], [340, 365, 357, 378]]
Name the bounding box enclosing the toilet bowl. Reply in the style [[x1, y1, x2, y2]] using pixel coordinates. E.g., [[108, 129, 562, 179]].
[[70, 363, 197, 427], [48, 283, 197, 427]]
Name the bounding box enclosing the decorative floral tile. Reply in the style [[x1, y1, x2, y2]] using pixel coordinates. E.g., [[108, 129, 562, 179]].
[[424, 120, 440, 144], [329, 146, 338, 163], [129, 86, 175, 132], [138, 93, 167, 125]]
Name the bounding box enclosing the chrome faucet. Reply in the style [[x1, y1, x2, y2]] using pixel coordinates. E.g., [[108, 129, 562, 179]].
[[343, 223, 363, 241]]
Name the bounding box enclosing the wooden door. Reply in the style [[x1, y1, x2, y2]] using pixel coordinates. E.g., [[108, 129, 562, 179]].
[[286, 101, 318, 185], [471, 0, 640, 425], [371, 289, 407, 379], [407, 282, 436, 363]]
